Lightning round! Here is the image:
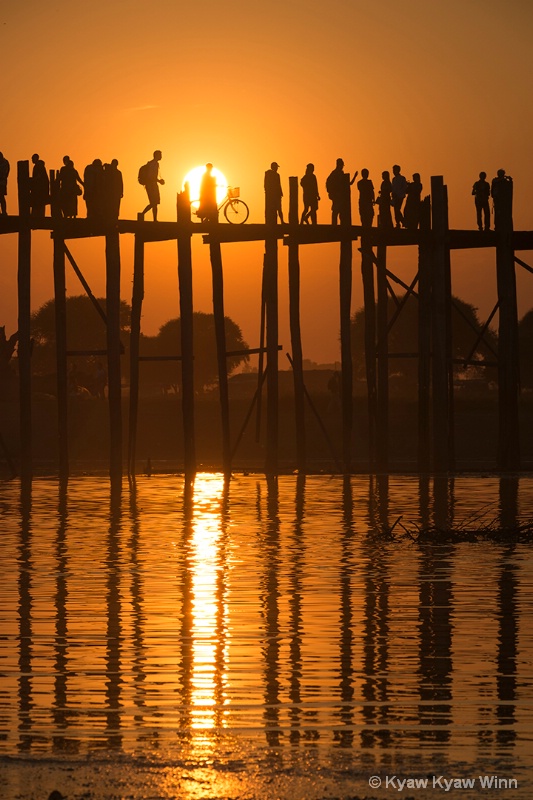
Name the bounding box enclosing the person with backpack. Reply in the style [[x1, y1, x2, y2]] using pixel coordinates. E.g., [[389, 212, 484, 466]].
[[139, 150, 164, 221]]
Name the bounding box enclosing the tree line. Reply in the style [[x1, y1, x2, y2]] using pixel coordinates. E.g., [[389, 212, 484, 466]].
[[3, 293, 533, 398]]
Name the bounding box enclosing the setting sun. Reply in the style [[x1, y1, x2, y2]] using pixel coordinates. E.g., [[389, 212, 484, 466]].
[[183, 165, 228, 211]]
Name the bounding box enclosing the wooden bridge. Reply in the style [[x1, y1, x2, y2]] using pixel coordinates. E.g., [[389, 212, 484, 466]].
[[2, 161, 532, 487]]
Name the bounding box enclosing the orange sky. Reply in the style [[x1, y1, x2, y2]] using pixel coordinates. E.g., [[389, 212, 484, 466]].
[[1, 0, 533, 363]]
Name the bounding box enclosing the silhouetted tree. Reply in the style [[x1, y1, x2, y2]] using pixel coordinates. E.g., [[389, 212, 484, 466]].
[[30, 295, 131, 393], [140, 311, 249, 394], [351, 293, 497, 388]]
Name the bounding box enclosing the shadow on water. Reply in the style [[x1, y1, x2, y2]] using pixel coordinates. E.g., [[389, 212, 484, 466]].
[[6, 471, 532, 794]]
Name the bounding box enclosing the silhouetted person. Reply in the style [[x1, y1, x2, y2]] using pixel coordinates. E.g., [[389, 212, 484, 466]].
[[472, 171, 491, 231], [30, 154, 49, 219], [357, 168, 375, 228], [0, 152, 10, 215], [141, 149, 165, 221], [300, 163, 320, 224], [404, 173, 423, 230], [326, 158, 357, 225], [83, 158, 105, 221], [491, 169, 513, 232], [59, 155, 83, 218], [264, 161, 284, 224], [103, 159, 123, 221], [376, 170, 393, 229], [196, 162, 218, 222], [391, 164, 407, 228]]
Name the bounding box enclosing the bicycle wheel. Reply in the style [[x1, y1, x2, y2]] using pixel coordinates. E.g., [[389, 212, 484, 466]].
[[224, 198, 249, 224]]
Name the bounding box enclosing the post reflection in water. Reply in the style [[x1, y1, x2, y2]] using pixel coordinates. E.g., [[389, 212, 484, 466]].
[[3, 473, 533, 797]]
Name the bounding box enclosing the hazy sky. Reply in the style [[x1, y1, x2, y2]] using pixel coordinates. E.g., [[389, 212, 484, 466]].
[[1, 0, 533, 363]]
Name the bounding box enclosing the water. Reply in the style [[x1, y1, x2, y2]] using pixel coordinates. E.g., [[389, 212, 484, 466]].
[[1, 473, 533, 799]]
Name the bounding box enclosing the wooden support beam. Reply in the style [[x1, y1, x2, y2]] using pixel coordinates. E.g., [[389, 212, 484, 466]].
[[51, 171, 68, 480], [361, 232, 377, 470], [105, 229, 123, 488], [418, 196, 432, 472], [430, 177, 452, 472], [495, 177, 520, 470], [177, 190, 196, 478], [264, 234, 279, 475], [17, 161, 32, 483], [210, 237, 231, 476], [339, 174, 353, 474], [128, 214, 144, 477], [288, 176, 306, 472], [376, 239, 388, 472]]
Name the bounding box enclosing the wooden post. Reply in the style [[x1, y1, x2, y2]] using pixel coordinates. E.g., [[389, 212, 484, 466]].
[[17, 161, 32, 483], [375, 238, 388, 472], [264, 237, 278, 475], [494, 175, 520, 470], [339, 173, 353, 474], [210, 236, 231, 475], [417, 196, 432, 471], [51, 171, 68, 480], [430, 176, 452, 472], [127, 215, 144, 477], [105, 229, 122, 487], [361, 233, 377, 471], [177, 190, 196, 478], [288, 176, 306, 472]]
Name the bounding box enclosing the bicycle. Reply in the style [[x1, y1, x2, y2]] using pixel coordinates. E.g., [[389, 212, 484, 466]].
[[192, 186, 249, 224]]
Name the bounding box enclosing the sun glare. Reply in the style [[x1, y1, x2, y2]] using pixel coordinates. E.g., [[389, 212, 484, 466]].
[[183, 165, 228, 210]]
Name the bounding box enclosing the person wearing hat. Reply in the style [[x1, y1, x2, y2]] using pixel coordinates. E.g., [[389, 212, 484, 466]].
[[264, 161, 285, 224]]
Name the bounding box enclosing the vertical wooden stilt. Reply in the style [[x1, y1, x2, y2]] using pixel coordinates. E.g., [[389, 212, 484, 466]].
[[177, 190, 196, 479], [53, 239, 68, 480], [417, 196, 432, 471], [49, 170, 69, 480], [105, 229, 122, 488], [264, 233, 278, 475], [128, 215, 144, 477], [288, 176, 306, 472], [339, 174, 353, 474], [495, 178, 520, 470], [376, 241, 388, 472], [210, 236, 231, 475], [17, 161, 32, 484], [430, 176, 452, 472], [361, 233, 376, 470]]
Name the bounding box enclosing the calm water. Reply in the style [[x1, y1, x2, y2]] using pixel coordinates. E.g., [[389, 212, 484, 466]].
[[1, 473, 533, 799]]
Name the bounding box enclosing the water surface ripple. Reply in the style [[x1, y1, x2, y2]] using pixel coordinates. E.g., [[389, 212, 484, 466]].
[[1, 473, 532, 799]]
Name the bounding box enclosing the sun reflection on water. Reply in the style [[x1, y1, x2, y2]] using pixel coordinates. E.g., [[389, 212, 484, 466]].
[[188, 473, 228, 734]]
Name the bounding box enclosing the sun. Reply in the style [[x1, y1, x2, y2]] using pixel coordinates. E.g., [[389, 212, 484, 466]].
[[183, 165, 228, 211]]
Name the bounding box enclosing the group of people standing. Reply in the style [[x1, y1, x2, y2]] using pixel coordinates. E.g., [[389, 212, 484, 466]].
[[264, 159, 424, 230], [472, 169, 513, 232], [58, 156, 124, 222], [0, 152, 124, 222]]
